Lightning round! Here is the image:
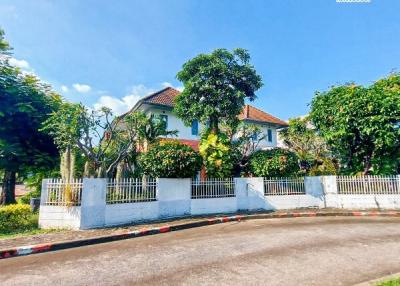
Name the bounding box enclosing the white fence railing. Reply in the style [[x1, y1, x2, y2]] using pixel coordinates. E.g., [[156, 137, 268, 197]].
[[264, 177, 306, 196], [337, 175, 400, 195], [106, 178, 157, 204], [45, 178, 83, 206], [191, 178, 235, 199]]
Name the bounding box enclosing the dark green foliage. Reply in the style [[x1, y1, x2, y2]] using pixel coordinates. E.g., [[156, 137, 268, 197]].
[[139, 141, 203, 178], [310, 73, 400, 175], [0, 29, 60, 204], [175, 48, 263, 132], [249, 148, 300, 177]]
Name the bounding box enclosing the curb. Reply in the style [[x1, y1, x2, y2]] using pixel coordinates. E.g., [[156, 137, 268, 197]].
[[1, 210, 399, 260]]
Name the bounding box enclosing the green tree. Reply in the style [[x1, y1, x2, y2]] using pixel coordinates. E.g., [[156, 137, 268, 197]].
[[175, 48, 263, 133], [43, 103, 178, 178], [310, 73, 400, 175], [0, 28, 12, 54], [0, 44, 59, 204], [279, 117, 337, 175]]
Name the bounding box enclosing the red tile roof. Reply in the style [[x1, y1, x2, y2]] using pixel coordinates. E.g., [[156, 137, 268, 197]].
[[132, 87, 287, 127], [142, 87, 180, 107], [239, 105, 288, 127]]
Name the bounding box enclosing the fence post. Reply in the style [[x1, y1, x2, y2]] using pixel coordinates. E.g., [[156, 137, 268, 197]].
[[158, 178, 191, 218], [322, 175, 339, 208], [304, 176, 325, 208], [40, 179, 49, 206], [240, 177, 265, 211], [397, 175, 400, 194], [80, 178, 107, 229]]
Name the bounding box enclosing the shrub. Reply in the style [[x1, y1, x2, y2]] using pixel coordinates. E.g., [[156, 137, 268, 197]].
[[199, 131, 236, 178], [0, 204, 35, 233], [138, 141, 203, 178], [249, 148, 299, 177]]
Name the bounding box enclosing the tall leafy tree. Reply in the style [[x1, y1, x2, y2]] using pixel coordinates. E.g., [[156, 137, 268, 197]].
[[310, 73, 400, 175], [175, 48, 263, 133], [0, 29, 59, 204], [175, 48, 262, 177]]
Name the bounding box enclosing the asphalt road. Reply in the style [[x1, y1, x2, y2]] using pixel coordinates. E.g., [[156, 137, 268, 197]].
[[1, 217, 400, 286]]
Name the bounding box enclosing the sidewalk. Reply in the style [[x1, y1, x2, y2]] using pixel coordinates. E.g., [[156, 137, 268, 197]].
[[1, 208, 399, 259]]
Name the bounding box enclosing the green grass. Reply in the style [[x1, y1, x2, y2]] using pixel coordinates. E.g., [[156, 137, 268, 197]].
[[375, 278, 400, 286]]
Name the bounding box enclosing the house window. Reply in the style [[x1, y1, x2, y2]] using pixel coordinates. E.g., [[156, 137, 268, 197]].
[[267, 129, 273, 142], [191, 120, 199, 135], [251, 132, 258, 141], [160, 114, 168, 129]]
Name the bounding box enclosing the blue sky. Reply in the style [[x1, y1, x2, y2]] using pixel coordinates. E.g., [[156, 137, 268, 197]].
[[1, 0, 399, 119]]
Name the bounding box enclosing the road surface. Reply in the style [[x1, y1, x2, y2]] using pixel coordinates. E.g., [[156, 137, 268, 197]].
[[1, 217, 400, 285]]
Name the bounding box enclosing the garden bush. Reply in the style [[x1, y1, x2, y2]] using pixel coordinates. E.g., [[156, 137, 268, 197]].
[[138, 141, 203, 178], [0, 204, 35, 233], [199, 131, 236, 178], [249, 148, 299, 177]]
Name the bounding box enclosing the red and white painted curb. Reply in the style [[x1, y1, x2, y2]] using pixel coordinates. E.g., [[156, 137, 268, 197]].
[[1, 211, 399, 260]]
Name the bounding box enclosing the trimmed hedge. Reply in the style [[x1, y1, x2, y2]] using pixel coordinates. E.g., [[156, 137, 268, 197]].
[[0, 204, 34, 233], [139, 141, 203, 178], [249, 148, 299, 177]]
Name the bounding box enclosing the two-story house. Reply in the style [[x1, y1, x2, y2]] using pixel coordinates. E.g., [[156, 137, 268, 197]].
[[123, 87, 288, 150]]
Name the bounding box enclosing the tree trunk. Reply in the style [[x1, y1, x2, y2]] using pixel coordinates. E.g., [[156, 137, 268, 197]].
[[363, 154, 372, 175], [1, 170, 16, 205], [210, 117, 219, 134]]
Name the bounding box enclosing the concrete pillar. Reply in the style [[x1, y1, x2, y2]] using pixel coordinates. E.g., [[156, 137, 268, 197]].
[[397, 175, 400, 193], [322, 176, 339, 208], [304, 176, 325, 208], [40, 179, 49, 205], [241, 177, 265, 211], [158, 178, 191, 218], [80, 178, 107, 229]]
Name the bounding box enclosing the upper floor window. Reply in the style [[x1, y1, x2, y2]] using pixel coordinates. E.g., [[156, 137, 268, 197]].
[[191, 120, 199, 135], [160, 114, 168, 129], [267, 129, 273, 142]]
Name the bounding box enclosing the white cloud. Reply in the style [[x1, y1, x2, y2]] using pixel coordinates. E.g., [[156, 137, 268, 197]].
[[8, 58, 30, 70], [73, 83, 91, 93], [61, 85, 69, 93], [93, 84, 155, 115]]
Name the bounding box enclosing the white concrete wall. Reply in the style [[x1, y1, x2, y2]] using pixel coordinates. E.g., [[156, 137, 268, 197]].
[[150, 108, 202, 140], [258, 125, 278, 149], [39, 176, 400, 230], [38, 205, 81, 229], [334, 195, 400, 209], [105, 202, 159, 226], [191, 197, 237, 215]]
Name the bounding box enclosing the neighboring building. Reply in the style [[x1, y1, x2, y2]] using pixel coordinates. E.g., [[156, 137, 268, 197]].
[[123, 87, 288, 150]]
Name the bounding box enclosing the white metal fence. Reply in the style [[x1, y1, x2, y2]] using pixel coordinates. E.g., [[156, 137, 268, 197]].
[[337, 175, 400, 195], [191, 178, 235, 199], [264, 177, 306, 196], [106, 178, 157, 204], [45, 178, 83, 206]]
